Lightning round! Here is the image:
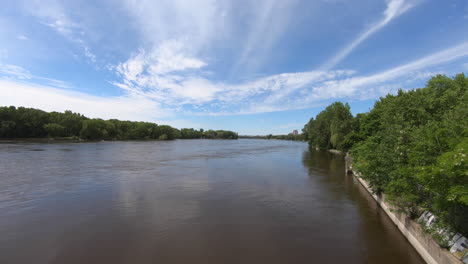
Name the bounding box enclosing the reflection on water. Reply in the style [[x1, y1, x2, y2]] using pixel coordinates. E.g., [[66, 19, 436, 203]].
[[0, 139, 423, 264]]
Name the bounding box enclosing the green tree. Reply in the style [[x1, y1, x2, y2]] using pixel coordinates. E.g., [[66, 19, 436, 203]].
[[306, 102, 353, 150], [80, 119, 109, 140], [44, 123, 66, 138]]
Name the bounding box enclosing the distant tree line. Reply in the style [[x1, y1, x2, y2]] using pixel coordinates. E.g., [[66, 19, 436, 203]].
[[302, 73, 467, 236], [267, 134, 305, 141], [239, 134, 305, 141], [0, 107, 238, 140]]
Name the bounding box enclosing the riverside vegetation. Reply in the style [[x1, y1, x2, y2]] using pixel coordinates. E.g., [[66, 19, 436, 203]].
[[302, 73, 468, 239], [0, 107, 238, 140], [0, 74, 465, 240]]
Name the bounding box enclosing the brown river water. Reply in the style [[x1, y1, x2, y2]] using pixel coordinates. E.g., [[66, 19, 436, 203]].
[[0, 139, 424, 264]]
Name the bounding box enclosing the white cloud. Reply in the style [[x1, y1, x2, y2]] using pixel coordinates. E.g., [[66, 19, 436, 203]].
[[0, 79, 169, 121], [321, 0, 418, 70], [113, 49, 354, 109], [2, 40, 468, 128], [0, 49, 7, 60], [4, 0, 467, 125], [465, 4, 468, 19], [24, 0, 78, 37], [115, 0, 411, 112], [304, 41, 468, 103], [119, 0, 302, 82], [112, 0, 229, 104], [229, 0, 299, 75], [0, 64, 72, 89], [16, 34, 29, 41], [116, 40, 206, 79], [121, 0, 221, 50], [79, 40, 97, 63], [23, 0, 96, 63], [0, 64, 32, 79], [114, 40, 212, 104], [109, 40, 468, 116]]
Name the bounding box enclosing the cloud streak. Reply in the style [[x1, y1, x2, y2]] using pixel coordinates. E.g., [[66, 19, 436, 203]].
[[2, 39, 467, 127], [305, 41, 468, 103], [321, 0, 417, 70], [229, 0, 299, 77], [23, 0, 97, 63], [0, 79, 168, 121], [2, 0, 467, 135], [16, 35, 29, 41], [0, 64, 72, 89], [111, 40, 468, 115]]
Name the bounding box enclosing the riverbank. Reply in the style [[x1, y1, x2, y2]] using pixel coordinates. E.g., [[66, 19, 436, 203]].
[[0, 137, 240, 144], [344, 154, 465, 264], [0, 139, 427, 264], [0, 138, 82, 143]]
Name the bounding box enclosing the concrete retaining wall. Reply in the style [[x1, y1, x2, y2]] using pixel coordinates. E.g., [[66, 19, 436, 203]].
[[345, 156, 463, 264]]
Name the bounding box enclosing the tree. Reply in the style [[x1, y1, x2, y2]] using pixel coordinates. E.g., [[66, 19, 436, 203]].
[[80, 119, 108, 140], [300, 74, 467, 235], [350, 73, 467, 234], [44, 123, 65, 138], [0, 106, 239, 141], [306, 102, 353, 150]]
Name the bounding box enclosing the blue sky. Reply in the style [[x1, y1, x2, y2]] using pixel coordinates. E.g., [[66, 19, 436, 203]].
[[1, 0, 468, 135]]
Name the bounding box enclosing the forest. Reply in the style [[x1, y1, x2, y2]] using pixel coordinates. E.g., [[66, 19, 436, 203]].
[[302, 73, 467, 237], [0, 107, 238, 140], [239, 134, 305, 141]]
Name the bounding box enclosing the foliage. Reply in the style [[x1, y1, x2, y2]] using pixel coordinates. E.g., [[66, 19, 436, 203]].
[[304, 102, 354, 150], [180, 128, 202, 139], [240, 133, 305, 141], [43, 123, 66, 138], [202, 130, 238, 139], [419, 219, 453, 248], [304, 73, 468, 235], [0, 106, 238, 141]]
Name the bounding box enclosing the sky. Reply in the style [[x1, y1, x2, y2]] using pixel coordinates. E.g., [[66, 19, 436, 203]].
[[1, 0, 468, 135]]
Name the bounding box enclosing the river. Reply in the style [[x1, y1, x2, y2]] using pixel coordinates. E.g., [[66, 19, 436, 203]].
[[0, 139, 424, 263]]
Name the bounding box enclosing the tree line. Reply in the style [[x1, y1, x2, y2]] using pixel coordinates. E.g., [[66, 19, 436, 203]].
[[302, 73, 467, 236], [0, 107, 238, 140], [239, 134, 305, 141]]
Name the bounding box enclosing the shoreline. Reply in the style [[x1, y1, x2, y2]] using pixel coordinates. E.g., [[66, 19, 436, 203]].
[[0, 138, 82, 143], [341, 152, 463, 264], [0, 138, 241, 144]]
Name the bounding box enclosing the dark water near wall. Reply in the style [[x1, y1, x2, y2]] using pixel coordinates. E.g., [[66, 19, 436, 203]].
[[0, 139, 424, 264]]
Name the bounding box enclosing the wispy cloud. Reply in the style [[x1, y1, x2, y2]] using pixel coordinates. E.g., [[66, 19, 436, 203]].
[[229, 0, 299, 77], [111, 0, 227, 105], [119, 0, 300, 80], [113, 39, 213, 104], [465, 3, 468, 19], [109, 0, 429, 115], [321, 0, 418, 70], [0, 49, 7, 60], [305, 41, 468, 103], [0, 64, 72, 89], [16, 34, 29, 41], [23, 0, 96, 63], [121, 0, 221, 50], [3, 0, 467, 133], [0, 79, 169, 121], [111, 40, 468, 115], [0, 64, 32, 79], [2, 40, 468, 127], [112, 49, 353, 111]]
